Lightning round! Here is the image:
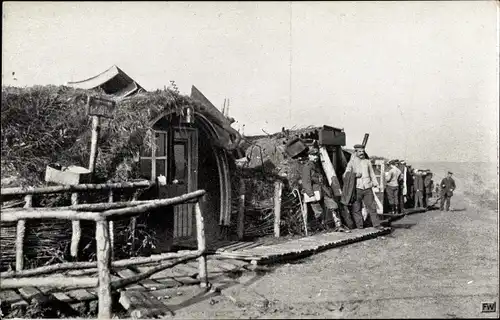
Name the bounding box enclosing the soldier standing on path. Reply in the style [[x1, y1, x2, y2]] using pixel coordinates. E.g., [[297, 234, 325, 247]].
[[395, 160, 407, 211], [440, 171, 456, 211], [413, 170, 425, 208], [385, 160, 402, 214], [423, 170, 434, 207], [343, 144, 383, 230], [405, 164, 415, 208], [301, 147, 351, 232]]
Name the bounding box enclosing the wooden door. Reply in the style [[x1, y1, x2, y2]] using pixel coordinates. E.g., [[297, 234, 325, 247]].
[[171, 127, 198, 239]]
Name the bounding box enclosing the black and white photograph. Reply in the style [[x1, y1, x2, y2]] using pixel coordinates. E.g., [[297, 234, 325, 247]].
[[1, 1, 498, 318]]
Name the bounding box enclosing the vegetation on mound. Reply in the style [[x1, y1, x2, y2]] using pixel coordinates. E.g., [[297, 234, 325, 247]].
[[1, 85, 198, 188]]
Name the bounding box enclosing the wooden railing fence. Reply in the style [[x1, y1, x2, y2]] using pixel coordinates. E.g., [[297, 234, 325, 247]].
[[0, 182, 209, 319]]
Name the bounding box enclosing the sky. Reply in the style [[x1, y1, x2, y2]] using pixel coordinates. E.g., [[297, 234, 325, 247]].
[[2, 1, 499, 163]]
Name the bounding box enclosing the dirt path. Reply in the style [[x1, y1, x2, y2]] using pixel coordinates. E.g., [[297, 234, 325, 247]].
[[171, 193, 498, 319]]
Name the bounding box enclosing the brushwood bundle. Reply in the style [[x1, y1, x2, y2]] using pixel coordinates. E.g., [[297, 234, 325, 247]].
[[230, 129, 315, 237]]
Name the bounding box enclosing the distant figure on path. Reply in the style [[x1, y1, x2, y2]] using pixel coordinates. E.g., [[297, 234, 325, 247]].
[[406, 164, 415, 208], [302, 147, 351, 232], [343, 144, 383, 229], [385, 160, 402, 214], [440, 171, 456, 211], [423, 170, 434, 206], [413, 170, 425, 208], [395, 160, 407, 211]]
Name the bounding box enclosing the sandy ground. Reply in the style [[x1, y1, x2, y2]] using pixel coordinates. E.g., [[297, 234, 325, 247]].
[[170, 192, 499, 319]]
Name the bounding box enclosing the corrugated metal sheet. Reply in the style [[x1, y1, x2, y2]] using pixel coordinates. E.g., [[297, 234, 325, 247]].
[[66, 65, 145, 98]]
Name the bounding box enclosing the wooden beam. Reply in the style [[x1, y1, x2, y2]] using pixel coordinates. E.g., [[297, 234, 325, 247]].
[[1, 180, 154, 196], [1, 209, 101, 222], [101, 189, 206, 220], [96, 220, 112, 319], [1, 250, 202, 278], [0, 277, 97, 289], [274, 181, 283, 238], [319, 146, 342, 196], [373, 189, 383, 214], [3, 197, 200, 213], [195, 202, 208, 288]]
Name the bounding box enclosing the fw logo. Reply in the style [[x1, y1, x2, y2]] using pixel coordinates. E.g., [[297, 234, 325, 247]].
[[481, 302, 496, 313]]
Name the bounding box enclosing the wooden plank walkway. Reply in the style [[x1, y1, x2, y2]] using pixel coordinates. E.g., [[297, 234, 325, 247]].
[[214, 227, 392, 264], [173, 237, 278, 254]]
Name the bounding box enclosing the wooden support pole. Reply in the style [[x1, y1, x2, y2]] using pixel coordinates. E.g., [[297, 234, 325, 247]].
[[194, 202, 208, 288], [302, 202, 309, 237], [88, 115, 101, 175], [380, 161, 386, 193], [273, 181, 283, 238], [95, 220, 112, 319], [362, 133, 370, 147], [130, 193, 138, 255], [70, 192, 81, 259], [108, 190, 114, 260], [237, 179, 246, 240], [15, 195, 31, 271], [373, 188, 384, 214]]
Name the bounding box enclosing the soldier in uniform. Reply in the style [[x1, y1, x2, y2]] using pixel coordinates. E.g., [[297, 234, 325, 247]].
[[385, 160, 402, 214], [440, 171, 456, 211], [302, 147, 351, 232], [413, 169, 425, 208], [406, 164, 415, 208], [423, 170, 434, 207], [343, 144, 383, 229]]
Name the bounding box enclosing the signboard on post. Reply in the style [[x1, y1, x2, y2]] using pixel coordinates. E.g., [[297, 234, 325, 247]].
[[86, 96, 116, 176], [87, 96, 116, 119]]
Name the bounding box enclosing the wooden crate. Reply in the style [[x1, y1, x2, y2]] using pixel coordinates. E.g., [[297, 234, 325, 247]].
[[45, 165, 91, 186]]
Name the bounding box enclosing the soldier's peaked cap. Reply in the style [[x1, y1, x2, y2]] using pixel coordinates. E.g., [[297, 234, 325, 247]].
[[353, 144, 364, 149]]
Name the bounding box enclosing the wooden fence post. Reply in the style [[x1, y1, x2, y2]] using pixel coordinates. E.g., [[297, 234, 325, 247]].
[[237, 179, 246, 240], [129, 193, 138, 255], [302, 202, 308, 237], [16, 195, 32, 271], [194, 202, 208, 288], [108, 190, 114, 260], [274, 181, 283, 238], [96, 219, 112, 319], [88, 116, 101, 174], [70, 192, 81, 259]]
